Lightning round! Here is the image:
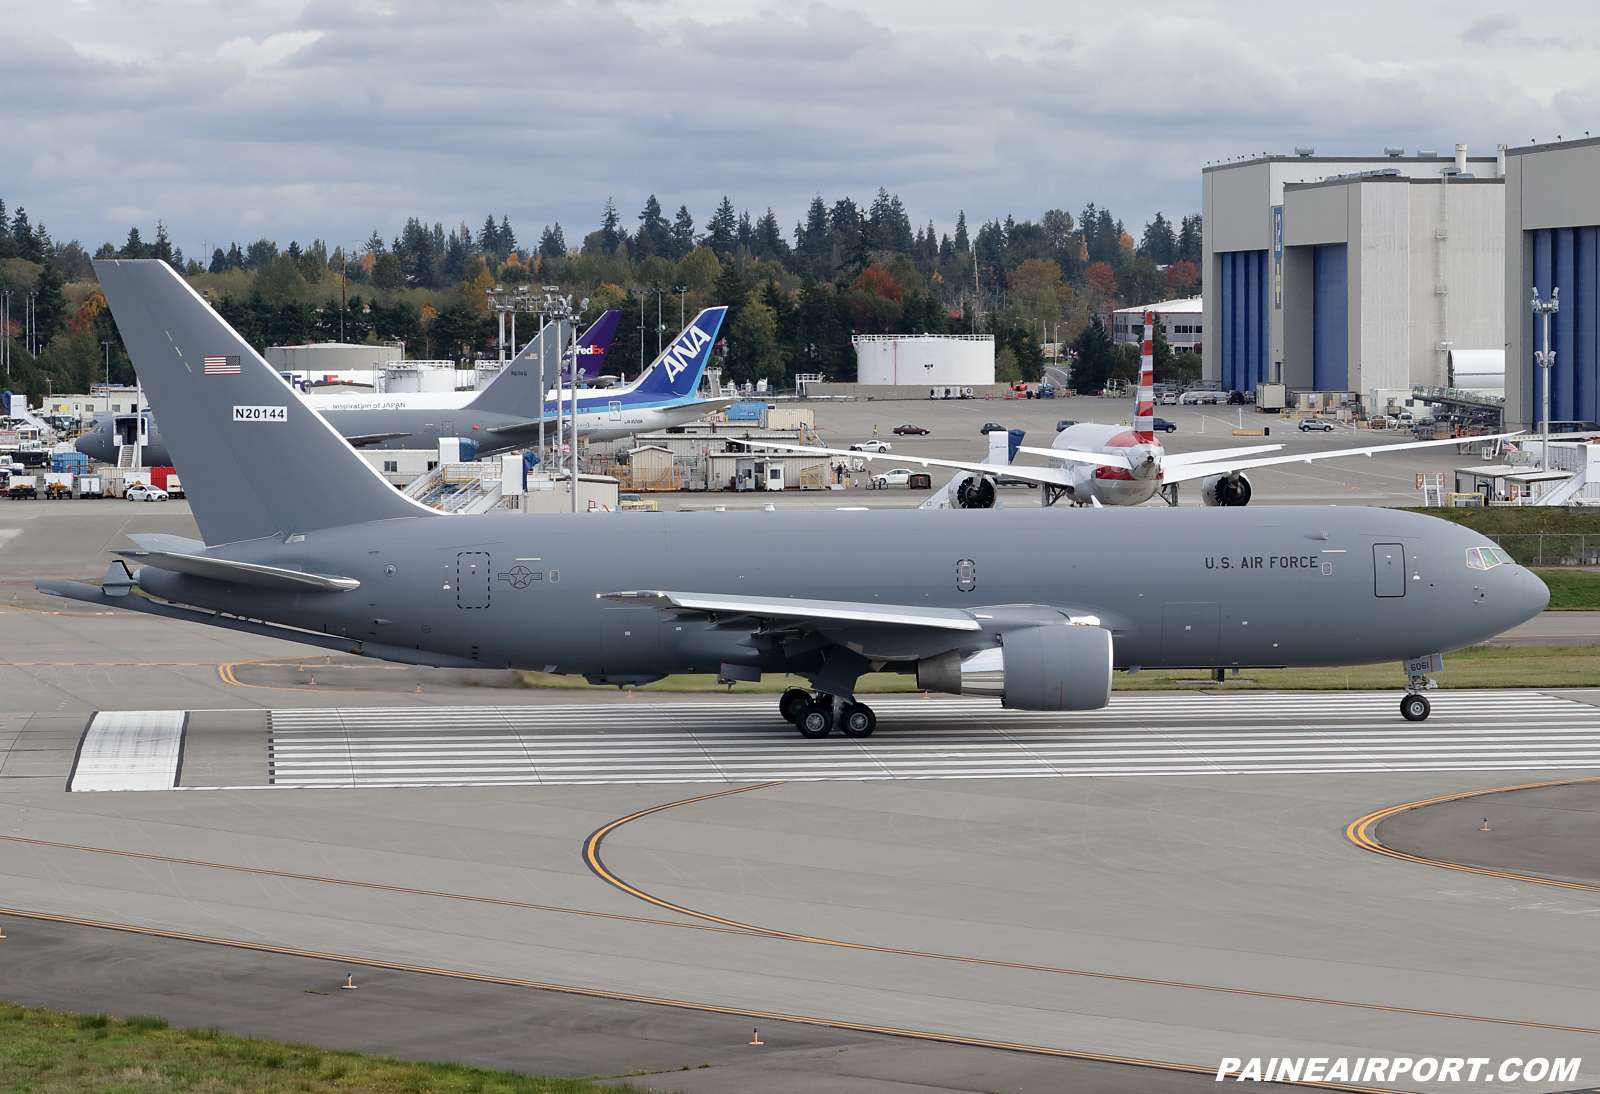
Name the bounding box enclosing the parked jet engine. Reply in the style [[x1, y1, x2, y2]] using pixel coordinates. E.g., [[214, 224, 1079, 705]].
[[1199, 471, 1253, 506], [915, 624, 1112, 711], [955, 474, 998, 509]]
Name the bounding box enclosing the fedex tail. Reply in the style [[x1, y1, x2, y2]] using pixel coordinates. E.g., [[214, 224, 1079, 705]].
[[566, 309, 620, 383]]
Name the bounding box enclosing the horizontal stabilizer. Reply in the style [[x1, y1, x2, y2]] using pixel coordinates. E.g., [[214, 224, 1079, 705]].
[[598, 590, 982, 630], [344, 432, 413, 447], [113, 546, 361, 591]]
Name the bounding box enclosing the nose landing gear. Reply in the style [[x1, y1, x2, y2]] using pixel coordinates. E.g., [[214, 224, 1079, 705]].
[[779, 689, 877, 739], [1400, 671, 1438, 721]]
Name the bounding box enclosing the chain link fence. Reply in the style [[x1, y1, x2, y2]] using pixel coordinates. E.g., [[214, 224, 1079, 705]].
[[1483, 534, 1600, 566]]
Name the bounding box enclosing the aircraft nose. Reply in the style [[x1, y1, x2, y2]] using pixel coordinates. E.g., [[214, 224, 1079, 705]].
[[1519, 567, 1551, 617]]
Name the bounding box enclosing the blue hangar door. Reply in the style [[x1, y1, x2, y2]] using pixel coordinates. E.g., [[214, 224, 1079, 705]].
[[1313, 244, 1348, 392]]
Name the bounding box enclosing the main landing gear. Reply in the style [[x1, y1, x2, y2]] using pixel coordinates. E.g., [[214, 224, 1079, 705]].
[[779, 688, 877, 739], [1400, 672, 1439, 722]]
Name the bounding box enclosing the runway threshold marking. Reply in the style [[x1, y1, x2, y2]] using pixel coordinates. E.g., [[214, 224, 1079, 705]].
[[1348, 775, 1600, 892], [582, 783, 1600, 1039], [0, 902, 1392, 1094]]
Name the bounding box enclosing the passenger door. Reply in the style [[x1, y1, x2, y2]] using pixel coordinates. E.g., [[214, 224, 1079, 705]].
[[456, 551, 491, 609], [1373, 543, 1405, 597]]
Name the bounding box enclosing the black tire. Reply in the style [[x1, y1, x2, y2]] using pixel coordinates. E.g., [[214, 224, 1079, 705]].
[[1400, 694, 1430, 722], [796, 700, 833, 738], [840, 703, 876, 738], [779, 688, 812, 725]]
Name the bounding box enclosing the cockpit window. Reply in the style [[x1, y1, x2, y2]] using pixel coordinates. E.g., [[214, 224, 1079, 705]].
[[1467, 547, 1510, 570], [1486, 548, 1515, 566]]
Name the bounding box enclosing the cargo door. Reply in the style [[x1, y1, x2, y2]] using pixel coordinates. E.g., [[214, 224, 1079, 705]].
[[456, 551, 491, 609], [1161, 602, 1219, 666], [1373, 543, 1406, 597]]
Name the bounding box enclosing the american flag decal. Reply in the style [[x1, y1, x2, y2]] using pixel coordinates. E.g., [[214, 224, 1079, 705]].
[[204, 356, 241, 375]]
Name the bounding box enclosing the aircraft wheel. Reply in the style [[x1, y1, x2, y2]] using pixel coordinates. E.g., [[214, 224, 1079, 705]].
[[796, 700, 833, 738], [779, 688, 811, 725], [839, 703, 876, 738], [1400, 694, 1430, 722]]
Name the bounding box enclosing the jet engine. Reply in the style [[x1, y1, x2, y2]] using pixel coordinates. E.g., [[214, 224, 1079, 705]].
[[955, 474, 998, 509], [916, 624, 1112, 711], [1199, 471, 1253, 506]]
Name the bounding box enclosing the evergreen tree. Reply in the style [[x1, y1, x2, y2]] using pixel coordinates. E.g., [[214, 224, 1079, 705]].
[[1071, 315, 1115, 391], [244, 238, 278, 269], [633, 195, 672, 259], [707, 197, 737, 259], [599, 198, 626, 254], [31, 261, 70, 344], [735, 210, 755, 251], [477, 215, 500, 257], [953, 210, 969, 253], [365, 230, 387, 257], [539, 223, 566, 262], [671, 205, 695, 259], [497, 216, 516, 259], [754, 208, 790, 262], [151, 221, 176, 267], [1177, 215, 1203, 265], [798, 195, 829, 264], [938, 233, 954, 264], [209, 248, 228, 274], [442, 224, 472, 283], [226, 242, 245, 270], [120, 226, 148, 259], [1140, 212, 1176, 264]]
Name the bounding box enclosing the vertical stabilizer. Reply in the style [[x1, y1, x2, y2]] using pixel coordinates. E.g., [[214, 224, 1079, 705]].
[[465, 320, 570, 417], [629, 308, 728, 398], [1135, 310, 1155, 440], [567, 309, 621, 382], [94, 260, 438, 545]]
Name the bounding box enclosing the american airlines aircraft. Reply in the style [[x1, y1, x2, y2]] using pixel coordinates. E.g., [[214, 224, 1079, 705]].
[[754, 312, 1517, 509], [40, 261, 1550, 734]]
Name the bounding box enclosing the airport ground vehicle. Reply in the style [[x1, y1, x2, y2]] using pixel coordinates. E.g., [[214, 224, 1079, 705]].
[[8, 475, 38, 499], [1151, 418, 1178, 433], [125, 483, 169, 502], [850, 439, 892, 452], [892, 424, 929, 435], [1299, 419, 1337, 432], [1159, 393, 1179, 405], [1056, 420, 1077, 432], [77, 475, 105, 499], [45, 481, 72, 499], [870, 468, 919, 487]]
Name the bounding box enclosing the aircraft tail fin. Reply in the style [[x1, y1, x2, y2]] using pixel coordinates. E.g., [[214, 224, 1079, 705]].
[[568, 309, 621, 382], [93, 260, 439, 546], [1134, 310, 1155, 439], [630, 308, 728, 399], [464, 320, 570, 416]]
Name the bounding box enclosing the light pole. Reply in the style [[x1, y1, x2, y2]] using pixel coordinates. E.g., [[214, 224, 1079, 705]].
[[675, 284, 687, 333], [2, 291, 10, 376], [28, 291, 38, 356], [102, 341, 114, 387], [1532, 288, 1560, 470]]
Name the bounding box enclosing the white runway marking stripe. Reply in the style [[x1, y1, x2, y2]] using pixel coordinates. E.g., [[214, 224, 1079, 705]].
[[70, 711, 186, 791], [260, 692, 1600, 787]]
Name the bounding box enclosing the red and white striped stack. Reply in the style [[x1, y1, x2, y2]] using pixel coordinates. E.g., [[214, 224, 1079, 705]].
[[1134, 310, 1156, 438]]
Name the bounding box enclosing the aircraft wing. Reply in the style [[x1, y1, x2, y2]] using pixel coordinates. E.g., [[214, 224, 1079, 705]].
[[342, 432, 413, 447], [1160, 431, 1526, 485], [1012, 443, 1285, 466], [598, 590, 982, 630], [738, 440, 1121, 489]]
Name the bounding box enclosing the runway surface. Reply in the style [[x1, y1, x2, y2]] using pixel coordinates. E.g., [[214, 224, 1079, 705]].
[[258, 692, 1600, 788]]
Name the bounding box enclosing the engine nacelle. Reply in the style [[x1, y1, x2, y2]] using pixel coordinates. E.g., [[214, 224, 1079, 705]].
[[1199, 471, 1253, 506], [955, 474, 998, 509], [916, 624, 1112, 711]]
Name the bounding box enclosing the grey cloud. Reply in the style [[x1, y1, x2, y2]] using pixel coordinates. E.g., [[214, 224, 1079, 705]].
[[1462, 14, 1517, 44]]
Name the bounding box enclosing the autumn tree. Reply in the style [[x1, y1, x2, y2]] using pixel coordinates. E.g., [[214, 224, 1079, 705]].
[[847, 263, 903, 333]]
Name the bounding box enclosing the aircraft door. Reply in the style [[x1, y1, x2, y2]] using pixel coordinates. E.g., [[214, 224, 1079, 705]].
[[1160, 602, 1220, 666], [1373, 543, 1405, 597], [456, 551, 491, 609], [609, 400, 622, 421]]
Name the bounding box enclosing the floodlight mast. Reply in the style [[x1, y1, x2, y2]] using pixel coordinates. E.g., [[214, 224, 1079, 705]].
[[1531, 288, 1560, 470]]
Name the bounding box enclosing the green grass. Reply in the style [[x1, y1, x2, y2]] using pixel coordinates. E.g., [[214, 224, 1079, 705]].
[[0, 1003, 654, 1093], [1405, 506, 1600, 535], [518, 646, 1600, 696], [1533, 568, 1600, 610]]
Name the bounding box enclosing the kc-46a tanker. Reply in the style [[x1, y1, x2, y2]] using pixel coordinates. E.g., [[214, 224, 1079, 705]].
[[38, 262, 1548, 734]]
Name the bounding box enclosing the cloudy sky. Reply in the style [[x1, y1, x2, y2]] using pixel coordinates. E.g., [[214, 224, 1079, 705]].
[[4, 0, 1599, 258]]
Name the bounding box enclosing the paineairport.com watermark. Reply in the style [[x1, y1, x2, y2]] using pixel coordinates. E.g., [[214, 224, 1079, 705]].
[[1216, 1057, 1580, 1084]]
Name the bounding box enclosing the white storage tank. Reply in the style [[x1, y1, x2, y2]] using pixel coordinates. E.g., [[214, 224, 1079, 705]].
[[383, 360, 463, 393], [853, 335, 995, 386]]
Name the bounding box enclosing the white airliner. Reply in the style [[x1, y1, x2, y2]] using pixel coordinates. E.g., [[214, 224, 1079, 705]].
[[749, 312, 1519, 508]]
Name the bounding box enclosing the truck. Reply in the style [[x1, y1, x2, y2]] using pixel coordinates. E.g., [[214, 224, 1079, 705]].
[[150, 466, 184, 497], [7, 475, 38, 500], [1255, 382, 1288, 412]]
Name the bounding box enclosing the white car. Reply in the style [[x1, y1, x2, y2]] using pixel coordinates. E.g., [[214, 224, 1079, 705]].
[[849, 439, 892, 453], [1158, 393, 1179, 405], [871, 468, 915, 487], [125, 484, 170, 502]]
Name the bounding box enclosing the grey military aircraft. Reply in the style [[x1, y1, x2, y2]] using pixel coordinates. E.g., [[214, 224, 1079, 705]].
[[38, 261, 1549, 735]]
